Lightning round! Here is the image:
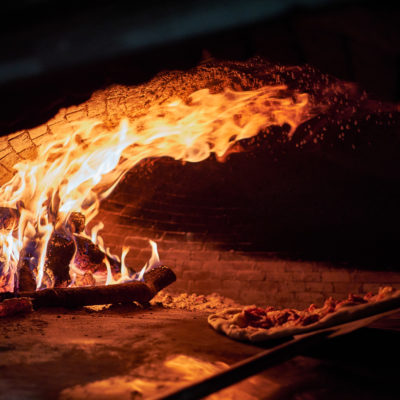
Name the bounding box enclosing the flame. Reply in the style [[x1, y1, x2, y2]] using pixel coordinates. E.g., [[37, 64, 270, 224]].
[[0, 85, 317, 291]]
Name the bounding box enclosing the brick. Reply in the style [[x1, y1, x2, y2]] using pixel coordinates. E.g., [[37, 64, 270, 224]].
[[0, 164, 13, 185], [189, 251, 220, 262], [189, 279, 222, 294], [321, 270, 352, 282], [247, 280, 280, 293], [181, 260, 203, 270], [218, 250, 252, 261], [294, 292, 325, 306], [162, 249, 191, 262], [221, 280, 243, 291], [158, 240, 204, 252], [46, 110, 65, 126], [0, 146, 11, 160], [9, 132, 32, 153], [254, 260, 286, 273], [28, 124, 48, 139], [0, 136, 8, 151], [6, 130, 25, 139], [32, 133, 51, 147], [285, 261, 321, 273], [101, 233, 124, 245], [305, 282, 334, 293], [353, 271, 400, 284], [49, 121, 74, 136], [263, 271, 293, 281], [226, 260, 255, 270], [100, 200, 125, 213], [123, 236, 150, 249], [239, 289, 269, 305], [65, 109, 87, 122], [202, 260, 238, 273], [182, 271, 212, 281], [277, 299, 300, 309], [218, 289, 242, 302], [169, 281, 189, 292], [332, 282, 363, 294], [162, 250, 191, 263], [107, 97, 127, 115], [87, 94, 107, 117], [1, 150, 21, 170], [291, 271, 322, 282], [19, 146, 38, 160], [279, 281, 306, 292], [236, 270, 266, 281]]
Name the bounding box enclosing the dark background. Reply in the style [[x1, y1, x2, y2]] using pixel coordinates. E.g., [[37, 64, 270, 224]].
[[1, 0, 399, 134]]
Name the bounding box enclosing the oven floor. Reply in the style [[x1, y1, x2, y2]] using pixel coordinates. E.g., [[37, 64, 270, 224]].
[[0, 305, 398, 400]]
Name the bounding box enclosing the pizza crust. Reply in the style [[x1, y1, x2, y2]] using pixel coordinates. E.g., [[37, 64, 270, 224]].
[[208, 290, 400, 342]]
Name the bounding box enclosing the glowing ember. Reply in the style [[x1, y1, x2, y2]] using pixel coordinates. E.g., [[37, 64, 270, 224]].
[[0, 85, 318, 292]]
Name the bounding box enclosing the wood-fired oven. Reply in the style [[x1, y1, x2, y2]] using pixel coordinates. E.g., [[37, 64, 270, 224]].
[[1, 1, 399, 399]]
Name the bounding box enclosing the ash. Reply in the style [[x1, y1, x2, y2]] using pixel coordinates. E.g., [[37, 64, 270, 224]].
[[151, 291, 243, 312]]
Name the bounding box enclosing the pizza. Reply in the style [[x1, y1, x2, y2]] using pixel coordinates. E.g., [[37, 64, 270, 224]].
[[208, 286, 400, 342]]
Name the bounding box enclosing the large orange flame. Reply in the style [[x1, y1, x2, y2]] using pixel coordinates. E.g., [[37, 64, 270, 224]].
[[0, 85, 317, 292]]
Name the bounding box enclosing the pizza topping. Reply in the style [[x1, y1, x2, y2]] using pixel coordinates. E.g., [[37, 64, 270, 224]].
[[235, 286, 399, 330], [298, 313, 320, 326], [336, 293, 367, 309]]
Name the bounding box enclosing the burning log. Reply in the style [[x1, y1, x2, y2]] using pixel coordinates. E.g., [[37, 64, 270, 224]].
[[16, 266, 175, 308], [0, 207, 19, 230], [17, 248, 37, 292], [67, 212, 85, 233], [73, 234, 121, 275], [45, 233, 75, 286], [43, 232, 122, 287], [17, 230, 122, 289]]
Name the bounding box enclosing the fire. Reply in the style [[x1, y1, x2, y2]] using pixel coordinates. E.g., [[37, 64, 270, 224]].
[[0, 85, 318, 292]]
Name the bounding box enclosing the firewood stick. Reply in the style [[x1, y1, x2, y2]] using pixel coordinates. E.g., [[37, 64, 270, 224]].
[[14, 265, 176, 308], [143, 266, 177, 295]]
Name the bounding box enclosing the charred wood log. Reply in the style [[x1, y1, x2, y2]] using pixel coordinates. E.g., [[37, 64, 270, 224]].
[[73, 234, 121, 275], [45, 233, 75, 286], [17, 248, 36, 292], [24, 281, 152, 308], [11, 230, 122, 290], [17, 265, 175, 308], [0, 207, 19, 230], [143, 266, 177, 295], [67, 212, 85, 233]]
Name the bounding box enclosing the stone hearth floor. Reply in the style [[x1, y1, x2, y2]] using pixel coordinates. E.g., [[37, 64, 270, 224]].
[[0, 304, 399, 399]]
